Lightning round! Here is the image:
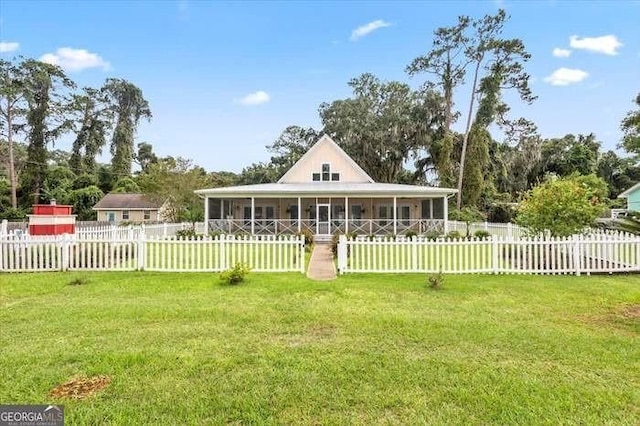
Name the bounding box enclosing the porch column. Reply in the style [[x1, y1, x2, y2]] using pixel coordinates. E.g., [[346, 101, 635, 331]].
[[251, 197, 255, 235], [204, 196, 209, 234], [220, 198, 224, 220], [345, 196, 349, 235], [393, 196, 397, 236], [297, 197, 301, 233], [443, 196, 449, 234]]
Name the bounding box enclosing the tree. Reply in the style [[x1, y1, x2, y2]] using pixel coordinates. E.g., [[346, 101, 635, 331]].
[[537, 134, 600, 178], [620, 92, 640, 160], [137, 157, 213, 222], [516, 174, 608, 237], [406, 16, 469, 186], [266, 126, 319, 178], [320, 73, 444, 183], [21, 59, 75, 204], [69, 87, 111, 175], [112, 177, 140, 193], [597, 150, 640, 198], [409, 9, 535, 208], [135, 142, 158, 173], [103, 79, 151, 176], [68, 185, 103, 220], [237, 162, 280, 185], [0, 58, 27, 208]]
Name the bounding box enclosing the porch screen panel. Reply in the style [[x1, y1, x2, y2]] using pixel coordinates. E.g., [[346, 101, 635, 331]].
[[351, 205, 362, 220], [209, 199, 222, 219], [432, 198, 444, 219], [421, 200, 432, 219], [398, 206, 410, 225]]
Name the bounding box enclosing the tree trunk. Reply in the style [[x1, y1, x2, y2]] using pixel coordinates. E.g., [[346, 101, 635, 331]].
[[456, 59, 482, 209], [7, 97, 17, 209]]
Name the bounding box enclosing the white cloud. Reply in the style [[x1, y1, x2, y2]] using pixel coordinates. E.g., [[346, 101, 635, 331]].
[[0, 41, 19, 53], [544, 67, 589, 86], [236, 90, 270, 106], [552, 47, 571, 58], [39, 47, 110, 72], [350, 20, 391, 41], [569, 35, 622, 55]]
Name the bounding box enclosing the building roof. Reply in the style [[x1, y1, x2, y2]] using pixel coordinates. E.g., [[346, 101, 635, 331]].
[[195, 182, 456, 198], [618, 182, 640, 198], [93, 193, 163, 210]]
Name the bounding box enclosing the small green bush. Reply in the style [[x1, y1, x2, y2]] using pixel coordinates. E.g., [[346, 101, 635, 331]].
[[427, 272, 444, 290], [423, 230, 441, 240], [474, 230, 491, 239], [405, 230, 417, 239], [299, 229, 314, 246], [176, 228, 198, 239], [219, 262, 251, 285], [445, 230, 462, 239]]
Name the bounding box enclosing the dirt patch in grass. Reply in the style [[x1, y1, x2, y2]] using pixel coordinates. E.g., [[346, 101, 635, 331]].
[[50, 376, 112, 400], [580, 304, 640, 334], [272, 324, 337, 347]]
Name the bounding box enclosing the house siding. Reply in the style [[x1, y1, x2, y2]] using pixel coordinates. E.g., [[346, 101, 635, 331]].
[[280, 140, 371, 183], [628, 190, 640, 211], [98, 209, 160, 223]]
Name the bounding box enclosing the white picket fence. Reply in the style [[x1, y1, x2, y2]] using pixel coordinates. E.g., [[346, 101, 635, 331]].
[[337, 232, 640, 275], [448, 220, 526, 238], [0, 234, 305, 273]]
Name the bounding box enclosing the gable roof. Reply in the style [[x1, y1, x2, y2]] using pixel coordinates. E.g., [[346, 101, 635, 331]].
[[278, 134, 374, 183], [618, 182, 640, 198], [93, 193, 163, 210]]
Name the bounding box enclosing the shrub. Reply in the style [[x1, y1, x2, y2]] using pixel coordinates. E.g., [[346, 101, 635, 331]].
[[427, 272, 444, 290], [299, 229, 314, 246], [445, 230, 462, 239], [423, 230, 442, 241], [176, 228, 198, 239], [516, 173, 608, 237], [219, 262, 251, 285], [405, 230, 417, 239], [474, 230, 491, 239]]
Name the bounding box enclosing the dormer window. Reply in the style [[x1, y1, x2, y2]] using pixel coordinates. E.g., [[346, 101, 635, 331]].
[[312, 163, 339, 182]]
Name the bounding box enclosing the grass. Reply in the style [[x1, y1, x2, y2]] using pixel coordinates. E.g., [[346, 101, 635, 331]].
[[0, 272, 639, 424]]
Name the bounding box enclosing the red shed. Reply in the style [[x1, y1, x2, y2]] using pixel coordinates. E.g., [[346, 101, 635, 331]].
[[28, 200, 76, 235]]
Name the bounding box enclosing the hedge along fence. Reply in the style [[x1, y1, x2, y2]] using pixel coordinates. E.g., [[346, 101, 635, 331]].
[[336, 232, 640, 275], [0, 234, 306, 273]]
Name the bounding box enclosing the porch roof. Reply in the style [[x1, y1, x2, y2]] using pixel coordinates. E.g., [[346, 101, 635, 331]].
[[195, 182, 456, 198]]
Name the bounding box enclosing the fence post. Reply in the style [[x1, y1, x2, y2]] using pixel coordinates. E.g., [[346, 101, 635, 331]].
[[137, 233, 146, 271], [492, 235, 499, 274], [299, 234, 305, 274], [411, 236, 418, 271], [219, 234, 226, 270], [337, 235, 347, 274], [573, 234, 582, 276], [0, 219, 7, 236], [61, 234, 70, 271]]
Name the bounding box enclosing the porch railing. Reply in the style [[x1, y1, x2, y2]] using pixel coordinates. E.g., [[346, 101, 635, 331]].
[[207, 219, 445, 235]]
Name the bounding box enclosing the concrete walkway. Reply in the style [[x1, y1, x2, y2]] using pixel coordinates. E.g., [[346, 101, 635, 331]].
[[307, 243, 337, 281]]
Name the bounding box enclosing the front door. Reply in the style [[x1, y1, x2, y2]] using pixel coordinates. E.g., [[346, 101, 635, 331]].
[[317, 204, 330, 235]]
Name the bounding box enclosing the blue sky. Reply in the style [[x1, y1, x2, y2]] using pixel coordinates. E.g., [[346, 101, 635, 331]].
[[1, 0, 639, 172]]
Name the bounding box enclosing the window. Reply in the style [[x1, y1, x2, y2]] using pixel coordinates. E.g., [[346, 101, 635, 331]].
[[322, 163, 330, 181], [106, 212, 115, 222], [377, 205, 410, 226], [122, 210, 129, 220], [144, 210, 151, 220], [331, 173, 340, 181], [312, 173, 320, 181], [289, 205, 298, 220]]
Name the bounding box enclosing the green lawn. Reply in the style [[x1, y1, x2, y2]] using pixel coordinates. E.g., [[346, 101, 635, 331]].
[[0, 272, 638, 424]]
